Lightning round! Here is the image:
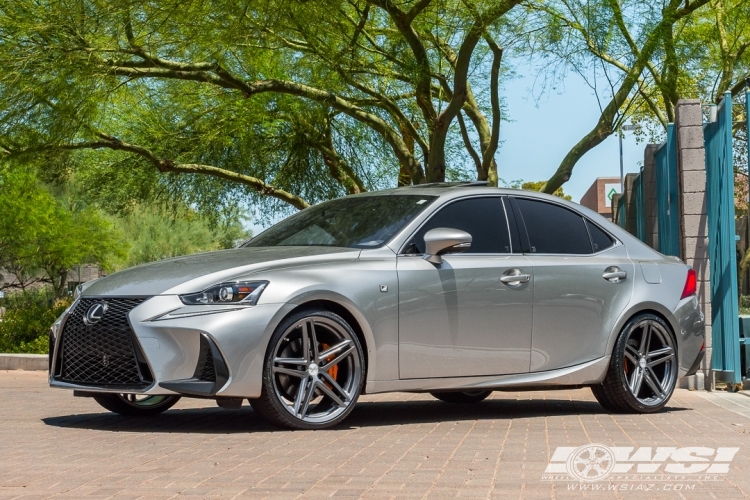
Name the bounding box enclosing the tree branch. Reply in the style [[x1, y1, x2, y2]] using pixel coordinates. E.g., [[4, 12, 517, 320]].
[[11, 139, 310, 209]]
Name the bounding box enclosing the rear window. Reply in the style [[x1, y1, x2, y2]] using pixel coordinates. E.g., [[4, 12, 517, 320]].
[[515, 198, 593, 254]]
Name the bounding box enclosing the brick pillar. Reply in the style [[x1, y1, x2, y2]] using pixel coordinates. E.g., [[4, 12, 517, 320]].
[[643, 144, 659, 250], [675, 99, 712, 390]]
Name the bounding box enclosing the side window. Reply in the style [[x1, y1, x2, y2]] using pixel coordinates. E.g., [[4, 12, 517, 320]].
[[515, 198, 593, 254], [585, 219, 615, 252], [404, 197, 511, 254]]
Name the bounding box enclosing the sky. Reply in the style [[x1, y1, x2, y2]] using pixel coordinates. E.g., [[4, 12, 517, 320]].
[[247, 63, 648, 235], [497, 69, 646, 202]]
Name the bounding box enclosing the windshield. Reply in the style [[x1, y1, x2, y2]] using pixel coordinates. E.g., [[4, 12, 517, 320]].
[[243, 195, 437, 249]]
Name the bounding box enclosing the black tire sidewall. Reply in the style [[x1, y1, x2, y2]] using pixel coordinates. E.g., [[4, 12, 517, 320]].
[[93, 394, 180, 416], [430, 390, 492, 404]]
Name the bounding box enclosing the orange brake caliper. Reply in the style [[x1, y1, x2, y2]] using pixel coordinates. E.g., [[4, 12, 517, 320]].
[[320, 343, 339, 386]]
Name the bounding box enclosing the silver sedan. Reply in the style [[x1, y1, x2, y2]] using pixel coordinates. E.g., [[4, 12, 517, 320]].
[[49, 183, 705, 429]]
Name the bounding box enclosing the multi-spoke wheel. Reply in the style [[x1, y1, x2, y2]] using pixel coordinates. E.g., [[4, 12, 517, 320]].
[[430, 390, 492, 404], [93, 394, 181, 416], [592, 313, 677, 413], [251, 309, 365, 429]]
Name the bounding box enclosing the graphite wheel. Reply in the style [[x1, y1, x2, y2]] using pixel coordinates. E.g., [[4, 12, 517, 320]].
[[593, 313, 677, 414], [430, 390, 492, 404], [93, 394, 180, 416], [251, 309, 365, 430]]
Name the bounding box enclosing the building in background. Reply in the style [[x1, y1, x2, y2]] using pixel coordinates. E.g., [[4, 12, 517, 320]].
[[579, 177, 621, 221]]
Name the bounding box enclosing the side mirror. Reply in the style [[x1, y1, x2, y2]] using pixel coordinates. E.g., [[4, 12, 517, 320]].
[[422, 228, 472, 265]]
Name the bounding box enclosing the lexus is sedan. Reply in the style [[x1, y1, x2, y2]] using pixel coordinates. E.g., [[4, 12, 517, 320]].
[[49, 183, 705, 429]]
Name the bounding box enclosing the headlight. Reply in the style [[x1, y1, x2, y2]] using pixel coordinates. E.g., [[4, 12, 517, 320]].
[[179, 281, 268, 306]]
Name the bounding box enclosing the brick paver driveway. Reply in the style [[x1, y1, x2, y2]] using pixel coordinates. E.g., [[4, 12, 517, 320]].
[[2, 371, 750, 499]]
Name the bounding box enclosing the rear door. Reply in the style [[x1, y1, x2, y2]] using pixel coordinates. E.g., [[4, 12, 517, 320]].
[[397, 196, 533, 379], [510, 197, 634, 372]]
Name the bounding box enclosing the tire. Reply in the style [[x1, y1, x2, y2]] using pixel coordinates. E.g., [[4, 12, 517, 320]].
[[593, 313, 677, 414], [430, 390, 492, 404], [250, 308, 365, 430], [93, 394, 180, 416]]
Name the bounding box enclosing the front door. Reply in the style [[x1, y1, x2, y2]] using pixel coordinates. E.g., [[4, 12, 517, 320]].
[[397, 196, 534, 379]]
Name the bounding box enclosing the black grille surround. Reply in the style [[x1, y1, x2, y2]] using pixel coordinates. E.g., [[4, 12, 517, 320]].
[[54, 298, 153, 389], [194, 334, 217, 382]]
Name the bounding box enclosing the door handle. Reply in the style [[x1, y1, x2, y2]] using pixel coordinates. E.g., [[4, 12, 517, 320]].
[[603, 266, 627, 283], [500, 269, 531, 286]]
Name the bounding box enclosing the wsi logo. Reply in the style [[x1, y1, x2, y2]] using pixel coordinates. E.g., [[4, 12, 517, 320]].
[[543, 444, 739, 482]]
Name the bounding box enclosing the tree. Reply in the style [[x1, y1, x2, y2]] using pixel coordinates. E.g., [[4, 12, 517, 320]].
[[112, 204, 250, 269], [528, 0, 712, 193], [0, 167, 125, 297], [520, 181, 572, 200], [0, 0, 522, 218]]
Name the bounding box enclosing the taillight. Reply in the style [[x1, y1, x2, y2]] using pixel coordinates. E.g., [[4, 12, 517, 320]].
[[681, 268, 697, 299]]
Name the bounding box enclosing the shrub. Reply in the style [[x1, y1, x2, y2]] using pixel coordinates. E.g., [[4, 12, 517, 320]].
[[0, 289, 71, 354]]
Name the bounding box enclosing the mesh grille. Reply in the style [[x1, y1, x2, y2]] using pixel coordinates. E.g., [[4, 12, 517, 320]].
[[58, 298, 149, 387], [194, 335, 216, 382]]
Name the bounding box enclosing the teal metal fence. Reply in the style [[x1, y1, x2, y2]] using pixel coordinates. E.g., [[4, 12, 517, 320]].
[[655, 124, 680, 256], [704, 92, 741, 383], [617, 192, 626, 228]]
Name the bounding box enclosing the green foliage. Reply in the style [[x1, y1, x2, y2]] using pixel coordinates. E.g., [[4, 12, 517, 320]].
[[499, 178, 572, 199], [112, 205, 251, 269], [0, 289, 71, 354], [0, 166, 127, 296], [0, 0, 517, 217], [520, 181, 572, 200]]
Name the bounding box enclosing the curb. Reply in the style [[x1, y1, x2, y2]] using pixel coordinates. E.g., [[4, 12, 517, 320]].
[[0, 354, 48, 371]]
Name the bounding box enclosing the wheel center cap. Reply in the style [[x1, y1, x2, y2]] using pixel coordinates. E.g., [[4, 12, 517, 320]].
[[308, 363, 319, 377], [638, 357, 647, 369]]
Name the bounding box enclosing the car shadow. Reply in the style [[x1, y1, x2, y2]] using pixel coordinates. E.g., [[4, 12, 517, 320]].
[[42, 397, 691, 434]]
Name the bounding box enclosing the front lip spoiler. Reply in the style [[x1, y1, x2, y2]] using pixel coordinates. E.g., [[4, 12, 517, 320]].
[[159, 333, 230, 397]]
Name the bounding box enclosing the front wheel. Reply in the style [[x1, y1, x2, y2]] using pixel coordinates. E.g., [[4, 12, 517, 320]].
[[251, 309, 365, 430], [93, 394, 181, 416], [430, 390, 492, 404], [592, 313, 677, 413]]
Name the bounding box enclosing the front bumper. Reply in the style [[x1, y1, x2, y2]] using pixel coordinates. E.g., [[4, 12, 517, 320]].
[[50, 295, 292, 398]]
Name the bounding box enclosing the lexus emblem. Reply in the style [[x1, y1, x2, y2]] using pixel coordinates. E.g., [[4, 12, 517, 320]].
[[84, 302, 108, 326]]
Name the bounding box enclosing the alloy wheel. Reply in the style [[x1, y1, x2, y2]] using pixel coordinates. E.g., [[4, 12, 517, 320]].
[[621, 319, 676, 407], [270, 315, 362, 425]]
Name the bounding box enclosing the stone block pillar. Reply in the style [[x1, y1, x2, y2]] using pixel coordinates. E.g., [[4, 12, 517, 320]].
[[675, 99, 712, 390], [624, 173, 639, 236], [643, 144, 659, 250]]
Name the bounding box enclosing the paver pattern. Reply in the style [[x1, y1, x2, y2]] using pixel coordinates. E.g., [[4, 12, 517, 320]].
[[1, 370, 750, 499]]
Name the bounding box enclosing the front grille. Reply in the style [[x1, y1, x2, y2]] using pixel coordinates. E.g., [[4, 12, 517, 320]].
[[194, 334, 216, 382], [57, 298, 151, 387]]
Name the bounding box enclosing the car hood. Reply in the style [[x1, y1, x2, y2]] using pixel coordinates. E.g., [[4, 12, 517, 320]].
[[82, 246, 361, 297]]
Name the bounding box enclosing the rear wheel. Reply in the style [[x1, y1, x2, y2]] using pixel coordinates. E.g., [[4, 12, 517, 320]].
[[93, 394, 180, 416], [593, 313, 677, 414], [430, 390, 492, 404], [251, 309, 365, 430]]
